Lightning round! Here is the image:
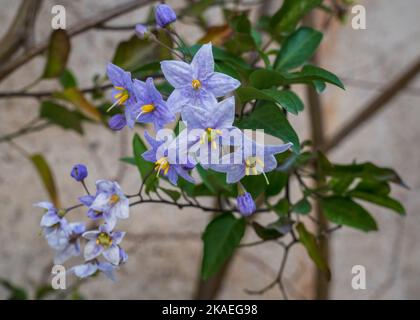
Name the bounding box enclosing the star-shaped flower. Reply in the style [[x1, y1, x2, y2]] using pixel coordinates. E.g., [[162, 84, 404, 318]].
[[142, 131, 195, 185], [54, 222, 85, 264], [80, 180, 129, 229], [129, 77, 175, 131], [212, 136, 293, 184], [83, 224, 126, 266], [161, 43, 241, 112], [180, 96, 241, 166], [106, 63, 137, 111]]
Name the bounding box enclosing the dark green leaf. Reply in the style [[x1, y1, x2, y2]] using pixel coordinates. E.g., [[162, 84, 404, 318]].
[[320, 196, 378, 232], [252, 221, 283, 240], [261, 89, 304, 114], [270, 0, 323, 39], [250, 65, 344, 90], [59, 69, 77, 88], [119, 156, 136, 166], [265, 170, 288, 197], [293, 198, 312, 214], [348, 190, 405, 215], [35, 285, 55, 300], [274, 27, 323, 70], [272, 198, 289, 216], [236, 101, 300, 153], [42, 29, 70, 78], [40, 101, 83, 134], [354, 180, 391, 196], [296, 222, 331, 280], [197, 165, 233, 195], [201, 213, 246, 280], [160, 188, 181, 202]]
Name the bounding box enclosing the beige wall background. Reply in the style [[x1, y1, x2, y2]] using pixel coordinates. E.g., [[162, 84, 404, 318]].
[[0, 0, 419, 299]]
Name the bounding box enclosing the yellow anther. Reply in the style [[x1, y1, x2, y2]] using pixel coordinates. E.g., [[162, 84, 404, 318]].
[[96, 232, 113, 248], [155, 157, 170, 176], [109, 194, 120, 205], [108, 86, 129, 112], [141, 104, 155, 113], [191, 79, 201, 90]]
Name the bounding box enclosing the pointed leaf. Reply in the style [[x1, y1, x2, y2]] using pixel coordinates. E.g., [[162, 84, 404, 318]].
[[42, 29, 70, 79], [30, 154, 60, 207]]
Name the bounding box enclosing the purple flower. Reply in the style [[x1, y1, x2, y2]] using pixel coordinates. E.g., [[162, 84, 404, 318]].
[[237, 192, 256, 216], [130, 77, 175, 131], [181, 97, 241, 166], [83, 224, 126, 266], [213, 136, 293, 184], [70, 164, 88, 181], [106, 63, 136, 112], [142, 131, 194, 185], [79, 180, 129, 229], [36, 201, 70, 250], [54, 222, 85, 264], [135, 24, 148, 39], [108, 114, 127, 131], [161, 43, 241, 112], [155, 4, 176, 28], [69, 261, 117, 281]]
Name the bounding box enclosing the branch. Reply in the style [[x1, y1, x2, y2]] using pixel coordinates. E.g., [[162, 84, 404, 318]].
[[0, 0, 155, 83], [324, 56, 420, 152], [0, 119, 51, 143]]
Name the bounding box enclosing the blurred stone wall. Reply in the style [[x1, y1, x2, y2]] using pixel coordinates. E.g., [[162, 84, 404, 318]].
[[0, 0, 419, 299]]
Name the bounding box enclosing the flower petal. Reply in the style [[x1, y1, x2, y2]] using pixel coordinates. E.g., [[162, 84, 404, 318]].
[[112, 231, 126, 245], [226, 165, 245, 183], [84, 240, 103, 261], [204, 72, 241, 97], [211, 96, 235, 129], [40, 211, 60, 227], [161, 60, 193, 88], [191, 43, 214, 80], [103, 245, 120, 265], [71, 263, 98, 278], [167, 88, 191, 113]]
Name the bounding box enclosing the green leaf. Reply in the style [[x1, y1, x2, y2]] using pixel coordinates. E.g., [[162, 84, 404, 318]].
[[236, 87, 304, 114], [329, 176, 354, 194], [236, 101, 300, 153], [40, 101, 84, 134], [59, 69, 77, 88], [274, 27, 323, 70], [250, 65, 344, 90], [272, 198, 289, 216], [30, 154, 60, 207], [54, 88, 101, 122], [252, 221, 283, 240], [160, 188, 181, 202], [261, 89, 304, 114], [320, 196, 378, 232], [0, 279, 28, 300], [293, 198, 312, 214], [197, 165, 233, 195], [42, 29, 70, 78], [132, 133, 158, 193], [296, 222, 331, 281], [201, 213, 246, 280], [119, 156, 136, 166], [265, 170, 288, 197], [348, 190, 405, 215], [240, 174, 267, 198], [319, 155, 407, 188], [270, 0, 323, 39], [354, 180, 391, 196]]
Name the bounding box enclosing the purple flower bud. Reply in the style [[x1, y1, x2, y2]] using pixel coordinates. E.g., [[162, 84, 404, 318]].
[[155, 4, 176, 28], [135, 24, 148, 39], [237, 192, 256, 216], [71, 164, 88, 182], [108, 114, 127, 131]]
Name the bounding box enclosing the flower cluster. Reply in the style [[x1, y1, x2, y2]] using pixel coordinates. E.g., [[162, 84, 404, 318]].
[[36, 165, 129, 281]]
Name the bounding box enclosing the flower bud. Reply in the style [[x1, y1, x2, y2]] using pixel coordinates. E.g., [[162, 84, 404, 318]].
[[71, 164, 88, 182], [237, 192, 256, 216], [155, 4, 176, 28], [108, 114, 127, 131], [135, 24, 148, 39]]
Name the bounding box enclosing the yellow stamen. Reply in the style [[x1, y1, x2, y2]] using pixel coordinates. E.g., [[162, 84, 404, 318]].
[[108, 86, 129, 112], [244, 156, 269, 184], [141, 104, 155, 113], [154, 157, 170, 176], [109, 194, 120, 205], [96, 232, 113, 248], [191, 79, 201, 90]]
